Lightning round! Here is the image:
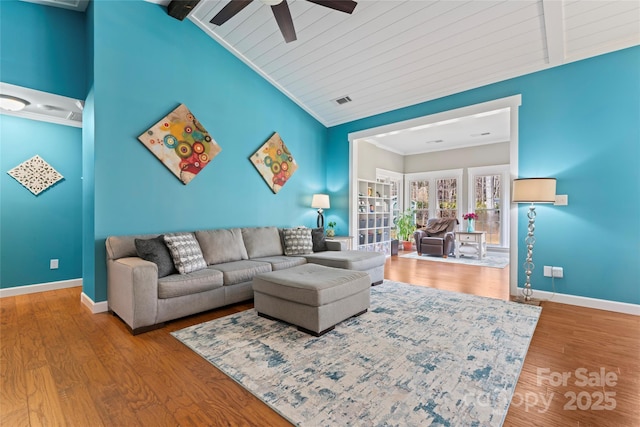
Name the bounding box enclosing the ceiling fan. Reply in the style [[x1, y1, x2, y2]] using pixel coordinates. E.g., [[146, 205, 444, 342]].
[[210, 0, 358, 43]]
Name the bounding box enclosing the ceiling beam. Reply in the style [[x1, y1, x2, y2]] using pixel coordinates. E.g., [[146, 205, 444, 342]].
[[168, 0, 201, 21], [542, 0, 566, 66]]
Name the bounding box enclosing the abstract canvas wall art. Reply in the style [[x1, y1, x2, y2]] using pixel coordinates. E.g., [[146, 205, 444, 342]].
[[250, 132, 298, 194], [138, 104, 221, 185], [7, 155, 64, 196]]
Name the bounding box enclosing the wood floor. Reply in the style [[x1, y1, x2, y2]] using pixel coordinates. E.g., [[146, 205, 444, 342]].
[[1, 256, 638, 426]]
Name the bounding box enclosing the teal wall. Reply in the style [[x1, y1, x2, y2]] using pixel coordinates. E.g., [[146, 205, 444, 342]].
[[328, 46, 640, 305], [84, 1, 328, 302], [0, 1, 86, 289], [0, 0, 87, 99], [0, 115, 83, 287]]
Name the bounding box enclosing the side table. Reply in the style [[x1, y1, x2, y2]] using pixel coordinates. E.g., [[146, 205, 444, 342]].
[[454, 231, 486, 259]]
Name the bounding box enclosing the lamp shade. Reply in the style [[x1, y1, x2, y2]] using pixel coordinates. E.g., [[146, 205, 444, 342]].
[[512, 178, 556, 203], [311, 194, 330, 209]]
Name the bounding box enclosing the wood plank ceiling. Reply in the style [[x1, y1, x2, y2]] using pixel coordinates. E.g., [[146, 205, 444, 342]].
[[184, 0, 639, 127]]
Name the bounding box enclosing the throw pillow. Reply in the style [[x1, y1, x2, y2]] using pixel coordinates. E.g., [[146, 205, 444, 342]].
[[134, 235, 176, 278], [282, 227, 313, 256], [163, 232, 207, 274], [311, 227, 328, 252]]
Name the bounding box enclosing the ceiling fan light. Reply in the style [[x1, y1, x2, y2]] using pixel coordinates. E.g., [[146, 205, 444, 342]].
[[0, 94, 30, 111], [261, 0, 283, 5]]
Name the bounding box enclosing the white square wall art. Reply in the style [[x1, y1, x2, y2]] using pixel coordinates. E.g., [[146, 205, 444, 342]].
[[7, 155, 64, 196]]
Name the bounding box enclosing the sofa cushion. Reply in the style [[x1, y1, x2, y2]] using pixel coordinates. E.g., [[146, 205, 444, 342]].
[[209, 260, 272, 286], [282, 227, 313, 255], [134, 235, 176, 278], [106, 234, 160, 261], [164, 232, 208, 274], [251, 255, 307, 271], [311, 227, 328, 252], [157, 269, 224, 299], [196, 228, 248, 265], [241, 227, 284, 258], [304, 250, 386, 271]]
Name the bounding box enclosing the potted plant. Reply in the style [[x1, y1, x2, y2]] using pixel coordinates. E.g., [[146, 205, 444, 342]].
[[396, 210, 416, 251], [326, 221, 336, 237]]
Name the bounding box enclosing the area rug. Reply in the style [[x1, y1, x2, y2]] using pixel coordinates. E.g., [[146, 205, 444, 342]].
[[172, 280, 540, 426], [400, 251, 510, 268]]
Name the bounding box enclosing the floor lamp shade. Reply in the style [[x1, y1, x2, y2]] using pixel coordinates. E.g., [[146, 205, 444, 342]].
[[311, 194, 330, 228], [512, 178, 556, 203]]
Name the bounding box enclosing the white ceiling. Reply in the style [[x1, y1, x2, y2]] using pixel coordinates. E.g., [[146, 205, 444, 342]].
[[363, 107, 511, 155], [184, 0, 639, 129]]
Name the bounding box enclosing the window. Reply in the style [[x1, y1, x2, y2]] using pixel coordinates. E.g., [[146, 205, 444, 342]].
[[409, 179, 429, 227], [406, 169, 462, 225], [468, 165, 509, 247], [436, 178, 457, 219]]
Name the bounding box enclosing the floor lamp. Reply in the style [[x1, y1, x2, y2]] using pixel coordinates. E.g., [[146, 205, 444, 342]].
[[512, 178, 556, 304], [311, 194, 330, 228]]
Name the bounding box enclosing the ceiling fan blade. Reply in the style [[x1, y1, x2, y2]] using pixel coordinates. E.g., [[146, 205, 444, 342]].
[[167, 0, 201, 21], [305, 0, 357, 14], [210, 0, 253, 26], [271, 1, 297, 43]]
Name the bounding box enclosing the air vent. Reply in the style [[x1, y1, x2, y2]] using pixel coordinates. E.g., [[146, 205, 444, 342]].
[[334, 96, 352, 105]]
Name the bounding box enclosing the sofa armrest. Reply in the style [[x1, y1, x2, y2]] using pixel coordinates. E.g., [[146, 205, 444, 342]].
[[325, 240, 343, 251], [107, 257, 159, 332], [413, 230, 426, 254]]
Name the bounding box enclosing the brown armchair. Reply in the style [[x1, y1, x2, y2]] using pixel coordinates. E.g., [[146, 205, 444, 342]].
[[413, 218, 459, 257]]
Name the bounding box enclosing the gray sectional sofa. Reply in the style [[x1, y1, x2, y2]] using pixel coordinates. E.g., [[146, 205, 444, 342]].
[[106, 226, 385, 334]]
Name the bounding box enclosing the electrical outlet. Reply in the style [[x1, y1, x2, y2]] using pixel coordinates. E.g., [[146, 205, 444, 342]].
[[50, 259, 59, 269], [552, 266, 563, 278], [543, 266, 553, 277]]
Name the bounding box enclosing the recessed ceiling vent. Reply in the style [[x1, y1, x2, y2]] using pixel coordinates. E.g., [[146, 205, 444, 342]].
[[334, 96, 352, 105]]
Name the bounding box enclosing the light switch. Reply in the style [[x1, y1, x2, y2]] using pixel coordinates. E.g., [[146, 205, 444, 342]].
[[50, 259, 59, 269], [554, 195, 568, 206]]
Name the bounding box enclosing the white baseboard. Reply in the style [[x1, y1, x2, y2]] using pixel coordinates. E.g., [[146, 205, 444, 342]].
[[0, 278, 82, 298], [516, 287, 640, 316], [80, 292, 109, 314]]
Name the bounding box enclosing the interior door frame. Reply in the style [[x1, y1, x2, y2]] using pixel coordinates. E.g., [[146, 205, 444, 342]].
[[348, 94, 522, 297]]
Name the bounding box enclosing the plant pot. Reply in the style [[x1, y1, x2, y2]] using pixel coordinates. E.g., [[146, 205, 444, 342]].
[[402, 240, 413, 251], [326, 229, 335, 237]]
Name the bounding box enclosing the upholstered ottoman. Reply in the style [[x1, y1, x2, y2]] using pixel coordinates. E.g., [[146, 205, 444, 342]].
[[252, 264, 370, 336]]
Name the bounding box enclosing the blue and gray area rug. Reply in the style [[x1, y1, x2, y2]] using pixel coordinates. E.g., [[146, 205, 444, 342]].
[[172, 280, 540, 426]]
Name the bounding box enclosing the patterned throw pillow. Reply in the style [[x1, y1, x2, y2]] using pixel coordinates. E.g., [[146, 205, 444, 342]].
[[163, 232, 207, 274], [282, 227, 314, 256]]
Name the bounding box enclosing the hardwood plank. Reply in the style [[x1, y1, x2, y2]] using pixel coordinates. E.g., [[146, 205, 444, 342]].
[[1, 256, 637, 426], [0, 303, 29, 427]]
